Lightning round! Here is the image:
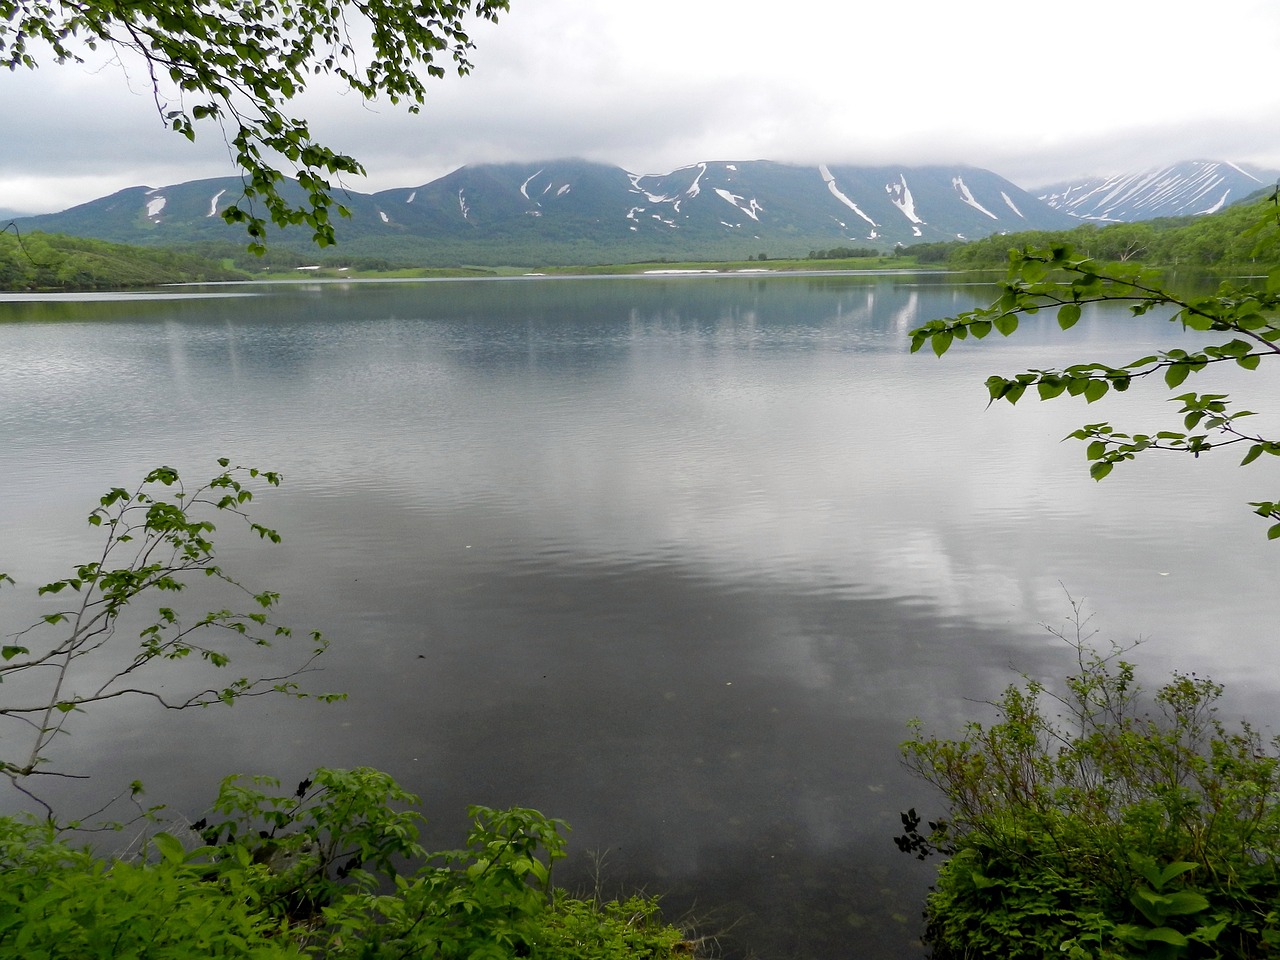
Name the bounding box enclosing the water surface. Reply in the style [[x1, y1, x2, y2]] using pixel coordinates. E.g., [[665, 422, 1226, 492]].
[[2, 274, 1276, 959]]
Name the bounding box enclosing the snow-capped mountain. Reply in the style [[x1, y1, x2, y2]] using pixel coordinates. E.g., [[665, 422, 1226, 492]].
[[11, 159, 1075, 259], [1037, 160, 1277, 222], [16, 157, 1270, 263]]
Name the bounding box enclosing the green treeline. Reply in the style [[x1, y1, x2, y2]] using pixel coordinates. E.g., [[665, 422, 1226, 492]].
[[0, 230, 245, 290], [807, 245, 881, 260], [899, 194, 1280, 269]]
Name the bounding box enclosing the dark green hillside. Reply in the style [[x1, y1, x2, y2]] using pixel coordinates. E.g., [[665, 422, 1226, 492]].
[[0, 231, 246, 290]]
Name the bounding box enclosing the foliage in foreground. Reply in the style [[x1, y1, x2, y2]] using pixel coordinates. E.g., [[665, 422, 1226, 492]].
[[909, 194, 1280, 539], [0, 460, 342, 810], [898, 605, 1280, 959], [0, 766, 692, 959], [2, 0, 507, 251]]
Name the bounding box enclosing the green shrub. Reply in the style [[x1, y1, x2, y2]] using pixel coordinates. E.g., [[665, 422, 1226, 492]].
[[899, 602, 1280, 959], [0, 767, 692, 960], [0, 817, 300, 959]]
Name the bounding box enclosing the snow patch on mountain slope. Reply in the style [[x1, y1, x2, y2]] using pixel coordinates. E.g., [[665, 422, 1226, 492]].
[[556, 184, 571, 197], [1198, 190, 1230, 215], [818, 165, 877, 227], [520, 170, 543, 201], [952, 177, 998, 220], [207, 190, 226, 217], [686, 163, 708, 198], [146, 196, 166, 219], [458, 190, 470, 221], [1225, 161, 1262, 182], [1039, 160, 1264, 221], [626, 172, 669, 204], [714, 188, 761, 221], [379, 210, 389, 224], [406, 191, 416, 204], [885, 175, 922, 224], [1000, 191, 1023, 218]]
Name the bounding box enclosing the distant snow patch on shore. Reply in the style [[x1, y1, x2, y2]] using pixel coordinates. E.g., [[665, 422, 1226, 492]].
[[819, 164, 877, 227], [952, 177, 998, 220]]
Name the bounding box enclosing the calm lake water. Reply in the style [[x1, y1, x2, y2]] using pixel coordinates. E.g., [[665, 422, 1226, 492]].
[[1, 273, 1277, 959]]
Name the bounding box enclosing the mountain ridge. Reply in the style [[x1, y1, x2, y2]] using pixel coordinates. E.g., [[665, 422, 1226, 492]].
[[9, 157, 1273, 265], [1036, 159, 1276, 222]]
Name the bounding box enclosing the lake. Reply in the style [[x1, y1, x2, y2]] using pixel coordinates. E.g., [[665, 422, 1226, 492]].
[[1, 273, 1277, 959]]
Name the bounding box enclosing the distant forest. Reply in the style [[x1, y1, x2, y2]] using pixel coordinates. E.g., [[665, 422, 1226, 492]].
[[0, 231, 244, 290]]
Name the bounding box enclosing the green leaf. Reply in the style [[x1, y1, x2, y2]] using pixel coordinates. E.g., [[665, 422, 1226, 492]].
[[1159, 890, 1210, 915], [1057, 303, 1081, 330], [1086, 440, 1107, 461], [931, 330, 953, 357], [1083, 379, 1108, 403], [969, 871, 1000, 890], [1, 645, 29, 661], [1165, 363, 1191, 388], [993, 314, 1019, 337], [1241, 444, 1264, 466], [1269, 523, 1280, 541], [151, 831, 186, 864], [1139, 928, 1190, 946], [1037, 378, 1066, 400], [1090, 462, 1114, 481]]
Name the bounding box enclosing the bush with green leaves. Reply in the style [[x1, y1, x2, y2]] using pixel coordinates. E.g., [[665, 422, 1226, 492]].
[[0, 767, 693, 959], [899, 602, 1280, 959]]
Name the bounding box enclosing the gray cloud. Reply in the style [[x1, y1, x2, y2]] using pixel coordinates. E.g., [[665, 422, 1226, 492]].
[[5, 0, 1280, 213]]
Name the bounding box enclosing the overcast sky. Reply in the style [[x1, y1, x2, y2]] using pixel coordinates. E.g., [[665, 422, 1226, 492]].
[[4, 0, 1280, 215]]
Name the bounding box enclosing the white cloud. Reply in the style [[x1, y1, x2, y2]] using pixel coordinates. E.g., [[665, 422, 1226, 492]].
[[4, 0, 1280, 214]]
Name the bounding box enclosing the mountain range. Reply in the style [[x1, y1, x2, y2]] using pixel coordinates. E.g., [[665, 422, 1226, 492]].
[[9, 158, 1276, 265], [1036, 160, 1275, 222]]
